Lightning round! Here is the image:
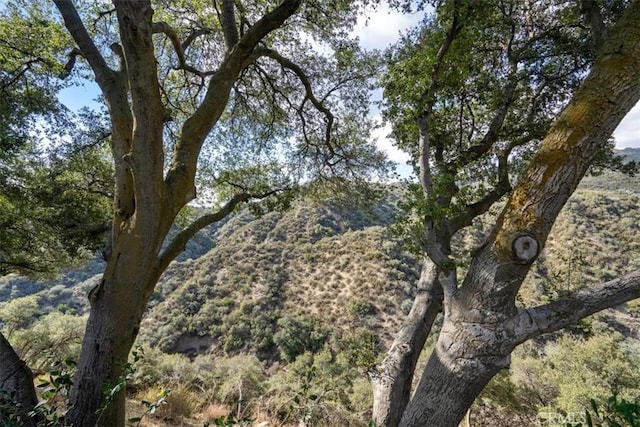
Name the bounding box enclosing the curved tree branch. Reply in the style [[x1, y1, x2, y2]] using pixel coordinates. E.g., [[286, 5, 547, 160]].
[[156, 188, 283, 273], [157, 192, 249, 273], [448, 72, 517, 170], [183, 27, 211, 51], [54, 0, 134, 223], [256, 47, 336, 157], [61, 47, 83, 78], [370, 258, 444, 427], [514, 270, 640, 344], [416, 0, 469, 196], [152, 22, 216, 77], [448, 151, 512, 233]]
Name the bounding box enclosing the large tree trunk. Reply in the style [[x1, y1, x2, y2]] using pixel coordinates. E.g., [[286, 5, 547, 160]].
[[399, 306, 513, 427], [370, 258, 443, 427], [51, 1, 305, 424], [0, 332, 40, 427], [65, 222, 169, 426]]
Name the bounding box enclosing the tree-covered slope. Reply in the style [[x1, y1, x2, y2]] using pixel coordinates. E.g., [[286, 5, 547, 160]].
[[2, 167, 640, 425], [3, 168, 640, 360]]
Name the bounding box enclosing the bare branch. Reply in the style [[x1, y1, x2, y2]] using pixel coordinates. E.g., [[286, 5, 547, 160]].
[[449, 78, 516, 169], [514, 271, 640, 344], [53, 0, 116, 91], [152, 22, 186, 66], [0, 260, 46, 274], [156, 189, 283, 273], [157, 192, 248, 272], [233, 0, 301, 53], [448, 32, 519, 171]]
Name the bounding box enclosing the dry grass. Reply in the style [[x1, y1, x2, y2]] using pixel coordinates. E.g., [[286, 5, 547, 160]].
[[131, 385, 199, 425], [198, 403, 232, 424]]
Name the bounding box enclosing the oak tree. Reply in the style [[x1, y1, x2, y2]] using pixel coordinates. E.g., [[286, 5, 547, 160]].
[[371, 1, 640, 426], [1, 0, 386, 425], [0, 4, 115, 424]]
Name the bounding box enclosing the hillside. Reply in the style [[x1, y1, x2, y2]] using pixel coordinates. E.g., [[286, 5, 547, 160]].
[[139, 195, 417, 358], [2, 162, 640, 425], [616, 147, 640, 164]]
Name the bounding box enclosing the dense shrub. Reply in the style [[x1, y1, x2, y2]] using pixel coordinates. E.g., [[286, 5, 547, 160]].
[[273, 315, 328, 362]]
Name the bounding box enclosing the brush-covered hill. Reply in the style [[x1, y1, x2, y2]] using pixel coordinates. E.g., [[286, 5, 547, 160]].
[[139, 192, 419, 359], [2, 166, 640, 360], [134, 167, 640, 364], [2, 159, 640, 425]]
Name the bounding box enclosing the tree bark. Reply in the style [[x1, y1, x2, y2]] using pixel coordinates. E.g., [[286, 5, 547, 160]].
[[515, 270, 640, 343], [370, 258, 443, 427], [0, 331, 39, 427], [65, 222, 169, 426], [399, 308, 513, 427]]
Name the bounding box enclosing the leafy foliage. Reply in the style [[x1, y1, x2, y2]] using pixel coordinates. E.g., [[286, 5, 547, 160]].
[[0, 1, 72, 155], [0, 2, 112, 276], [583, 395, 640, 427]]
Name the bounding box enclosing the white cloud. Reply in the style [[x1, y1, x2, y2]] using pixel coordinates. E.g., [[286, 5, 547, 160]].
[[613, 102, 640, 148], [372, 119, 410, 164], [352, 5, 423, 51], [355, 6, 420, 174]]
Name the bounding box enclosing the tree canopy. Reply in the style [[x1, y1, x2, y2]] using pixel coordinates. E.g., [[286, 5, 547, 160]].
[[0, 1, 395, 424], [0, 3, 112, 275]]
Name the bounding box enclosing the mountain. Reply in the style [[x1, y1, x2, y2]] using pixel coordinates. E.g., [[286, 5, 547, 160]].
[[616, 147, 640, 164], [134, 166, 640, 360], [139, 193, 417, 358], [3, 164, 640, 358]]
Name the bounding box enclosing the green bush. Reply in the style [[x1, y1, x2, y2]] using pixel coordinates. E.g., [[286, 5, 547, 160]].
[[583, 394, 640, 427], [7, 311, 85, 372], [511, 331, 640, 419], [0, 295, 40, 338], [340, 328, 381, 370], [273, 316, 328, 362], [348, 299, 376, 319]]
